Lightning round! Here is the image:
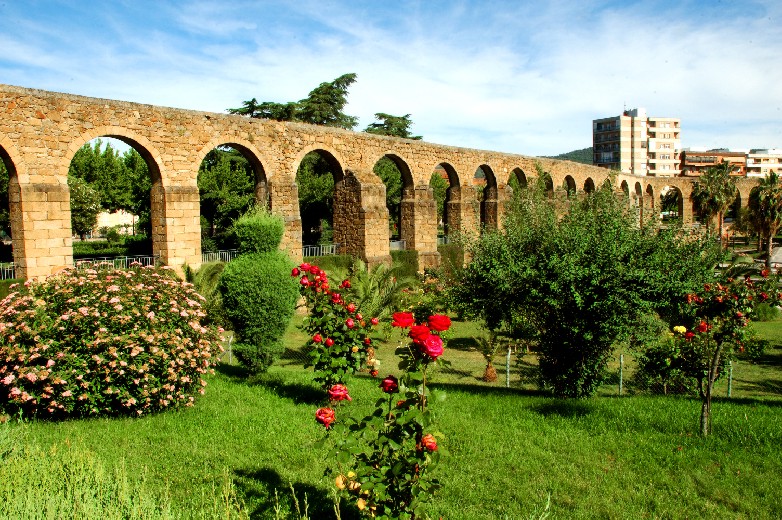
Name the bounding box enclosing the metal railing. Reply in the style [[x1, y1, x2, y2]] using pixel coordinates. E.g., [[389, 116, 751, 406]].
[[202, 249, 239, 264], [302, 243, 340, 257], [389, 240, 406, 251], [437, 236, 450, 246], [0, 262, 16, 280], [74, 255, 159, 270]]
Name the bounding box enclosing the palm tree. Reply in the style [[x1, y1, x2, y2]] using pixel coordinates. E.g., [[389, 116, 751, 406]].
[[748, 171, 782, 268], [690, 162, 737, 247]]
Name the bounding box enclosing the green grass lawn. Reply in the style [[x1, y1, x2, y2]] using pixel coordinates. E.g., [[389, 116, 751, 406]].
[[5, 316, 782, 519]]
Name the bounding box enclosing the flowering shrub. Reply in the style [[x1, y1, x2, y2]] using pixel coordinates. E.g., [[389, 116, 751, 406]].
[[319, 312, 450, 519], [0, 266, 223, 419], [292, 262, 379, 388], [673, 269, 781, 435]]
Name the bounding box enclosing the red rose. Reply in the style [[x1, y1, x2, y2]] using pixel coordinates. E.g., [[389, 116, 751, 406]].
[[696, 321, 709, 333], [325, 338, 334, 347], [346, 318, 355, 329], [313, 333, 322, 343], [370, 317, 379, 326], [356, 313, 363, 321], [315, 407, 335, 428], [300, 262, 311, 272], [364, 337, 372, 345], [684, 331, 695, 341], [328, 384, 352, 402], [422, 334, 444, 359], [347, 303, 357, 313], [409, 324, 431, 344], [428, 314, 451, 332], [309, 265, 320, 274], [761, 269, 770, 278], [392, 312, 414, 328], [760, 292, 769, 301], [420, 433, 438, 452], [380, 375, 398, 393], [300, 276, 310, 286], [370, 369, 379, 377], [341, 279, 351, 289], [291, 267, 300, 277]]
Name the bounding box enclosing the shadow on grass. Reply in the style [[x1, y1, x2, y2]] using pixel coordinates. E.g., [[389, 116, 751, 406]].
[[531, 399, 595, 418], [445, 337, 479, 352], [429, 381, 547, 398], [232, 467, 359, 520]]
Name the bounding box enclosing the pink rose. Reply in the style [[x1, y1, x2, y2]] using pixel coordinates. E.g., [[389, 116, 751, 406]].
[[420, 433, 438, 451], [422, 335, 444, 359], [328, 384, 352, 402], [315, 407, 336, 428]]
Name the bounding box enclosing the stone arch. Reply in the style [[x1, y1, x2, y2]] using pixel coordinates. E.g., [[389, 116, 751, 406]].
[[476, 164, 499, 230], [584, 177, 595, 194], [645, 184, 655, 212], [660, 185, 684, 222], [375, 153, 415, 249], [510, 167, 528, 189], [0, 144, 17, 270], [295, 148, 345, 251], [620, 180, 630, 198], [540, 171, 554, 196], [195, 137, 271, 205], [563, 175, 577, 198]]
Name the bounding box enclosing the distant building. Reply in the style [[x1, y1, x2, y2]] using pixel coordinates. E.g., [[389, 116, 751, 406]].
[[746, 149, 782, 177], [593, 108, 681, 176], [680, 149, 746, 176]]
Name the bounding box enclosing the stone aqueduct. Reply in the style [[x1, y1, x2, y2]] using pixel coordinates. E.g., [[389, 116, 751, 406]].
[[0, 84, 760, 279]]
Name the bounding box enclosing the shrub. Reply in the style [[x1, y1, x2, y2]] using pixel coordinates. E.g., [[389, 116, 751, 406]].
[[219, 252, 298, 373], [753, 302, 780, 321], [390, 250, 419, 278], [233, 205, 285, 255], [187, 261, 227, 328], [0, 266, 223, 419], [303, 254, 354, 274]]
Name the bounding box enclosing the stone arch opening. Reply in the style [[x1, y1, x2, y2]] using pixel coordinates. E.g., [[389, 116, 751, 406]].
[[584, 177, 595, 194], [660, 185, 683, 223], [374, 154, 413, 248], [198, 143, 267, 252], [510, 167, 528, 191], [725, 191, 741, 223], [296, 149, 344, 251], [429, 165, 450, 240], [436, 163, 461, 239], [67, 136, 159, 259], [539, 171, 554, 197], [645, 184, 655, 213], [563, 175, 577, 198], [0, 147, 15, 268], [475, 165, 498, 230], [620, 180, 630, 199]]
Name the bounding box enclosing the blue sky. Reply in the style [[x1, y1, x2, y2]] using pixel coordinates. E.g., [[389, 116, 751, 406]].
[[1, 0, 780, 156]]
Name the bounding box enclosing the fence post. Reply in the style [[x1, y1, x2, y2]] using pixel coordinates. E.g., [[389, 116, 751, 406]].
[[619, 353, 624, 396], [727, 360, 733, 397], [506, 348, 511, 388]]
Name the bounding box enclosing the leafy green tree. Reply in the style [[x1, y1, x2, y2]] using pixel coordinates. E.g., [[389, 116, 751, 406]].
[[69, 140, 133, 212], [364, 113, 422, 139], [452, 184, 722, 397], [748, 171, 782, 268], [68, 176, 102, 240], [198, 148, 254, 249], [691, 162, 737, 246], [122, 148, 152, 237], [228, 73, 358, 130]]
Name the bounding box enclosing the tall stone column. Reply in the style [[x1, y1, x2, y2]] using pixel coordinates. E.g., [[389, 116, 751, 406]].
[[400, 183, 439, 270], [444, 185, 463, 236], [269, 180, 302, 262], [334, 172, 390, 268], [152, 184, 201, 273], [482, 184, 499, 230], [10, 182, 72, 279]]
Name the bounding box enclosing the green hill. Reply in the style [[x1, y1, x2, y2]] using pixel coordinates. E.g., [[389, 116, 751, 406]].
[[546, 147, 593, 165]]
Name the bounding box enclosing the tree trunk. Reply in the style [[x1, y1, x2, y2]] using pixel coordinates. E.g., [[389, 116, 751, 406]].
[[718, 211, 724, 249], [766, 234, 774, 269], [701, 342, 723, 436], [482, 362, 498, 383]]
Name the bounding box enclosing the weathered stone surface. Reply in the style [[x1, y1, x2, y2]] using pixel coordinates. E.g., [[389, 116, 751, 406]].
[[0, 84, 761, 278]]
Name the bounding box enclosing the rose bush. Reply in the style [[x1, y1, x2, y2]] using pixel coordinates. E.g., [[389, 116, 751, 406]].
[[318, 312, 450, 519], [293, 263, 379, 388], [0, 265, 223, 419]]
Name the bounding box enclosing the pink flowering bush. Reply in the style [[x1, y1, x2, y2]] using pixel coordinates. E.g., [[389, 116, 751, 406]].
[[318, 312, 450, 518], [292, 262, 379, 388], [0, 265, 223, 419]]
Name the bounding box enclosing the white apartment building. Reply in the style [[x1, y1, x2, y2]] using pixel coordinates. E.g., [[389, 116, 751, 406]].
[[593, 108, 681, 176], [746, 149, 782, 177]]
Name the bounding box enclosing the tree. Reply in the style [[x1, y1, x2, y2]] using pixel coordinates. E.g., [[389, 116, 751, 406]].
[[69, 140, 133, 212], [748, 171, 782, 268], [690, 162, 737, 246], [228, 73, 358, 130], [123, 148, 152, 237], [429, 172, 448, 227], [374, 157, 403, 238], [451, 183, 722, 397], [198, 148, 255, 249], [68, 176, 102, 240], [364, 113, 422, 139]]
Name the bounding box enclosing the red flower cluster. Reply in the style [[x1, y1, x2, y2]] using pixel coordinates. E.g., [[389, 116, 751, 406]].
[[391, 312, 450, 360], [379, 375, 398, 393]]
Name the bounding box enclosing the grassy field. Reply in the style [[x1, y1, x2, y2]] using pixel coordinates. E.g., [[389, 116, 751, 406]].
[[3, 315, 782, 519]]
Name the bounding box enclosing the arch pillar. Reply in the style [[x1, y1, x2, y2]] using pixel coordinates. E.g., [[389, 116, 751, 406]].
[[270, 179, 303, 262], [334, 170, 390, 268], [152, 184, 201, 272], [496, 184, 512, 230], [10, 181, 72, 279], [401, 183, 440, 271], [445, 185, 465, 236], [482, 184, 499, 230]]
